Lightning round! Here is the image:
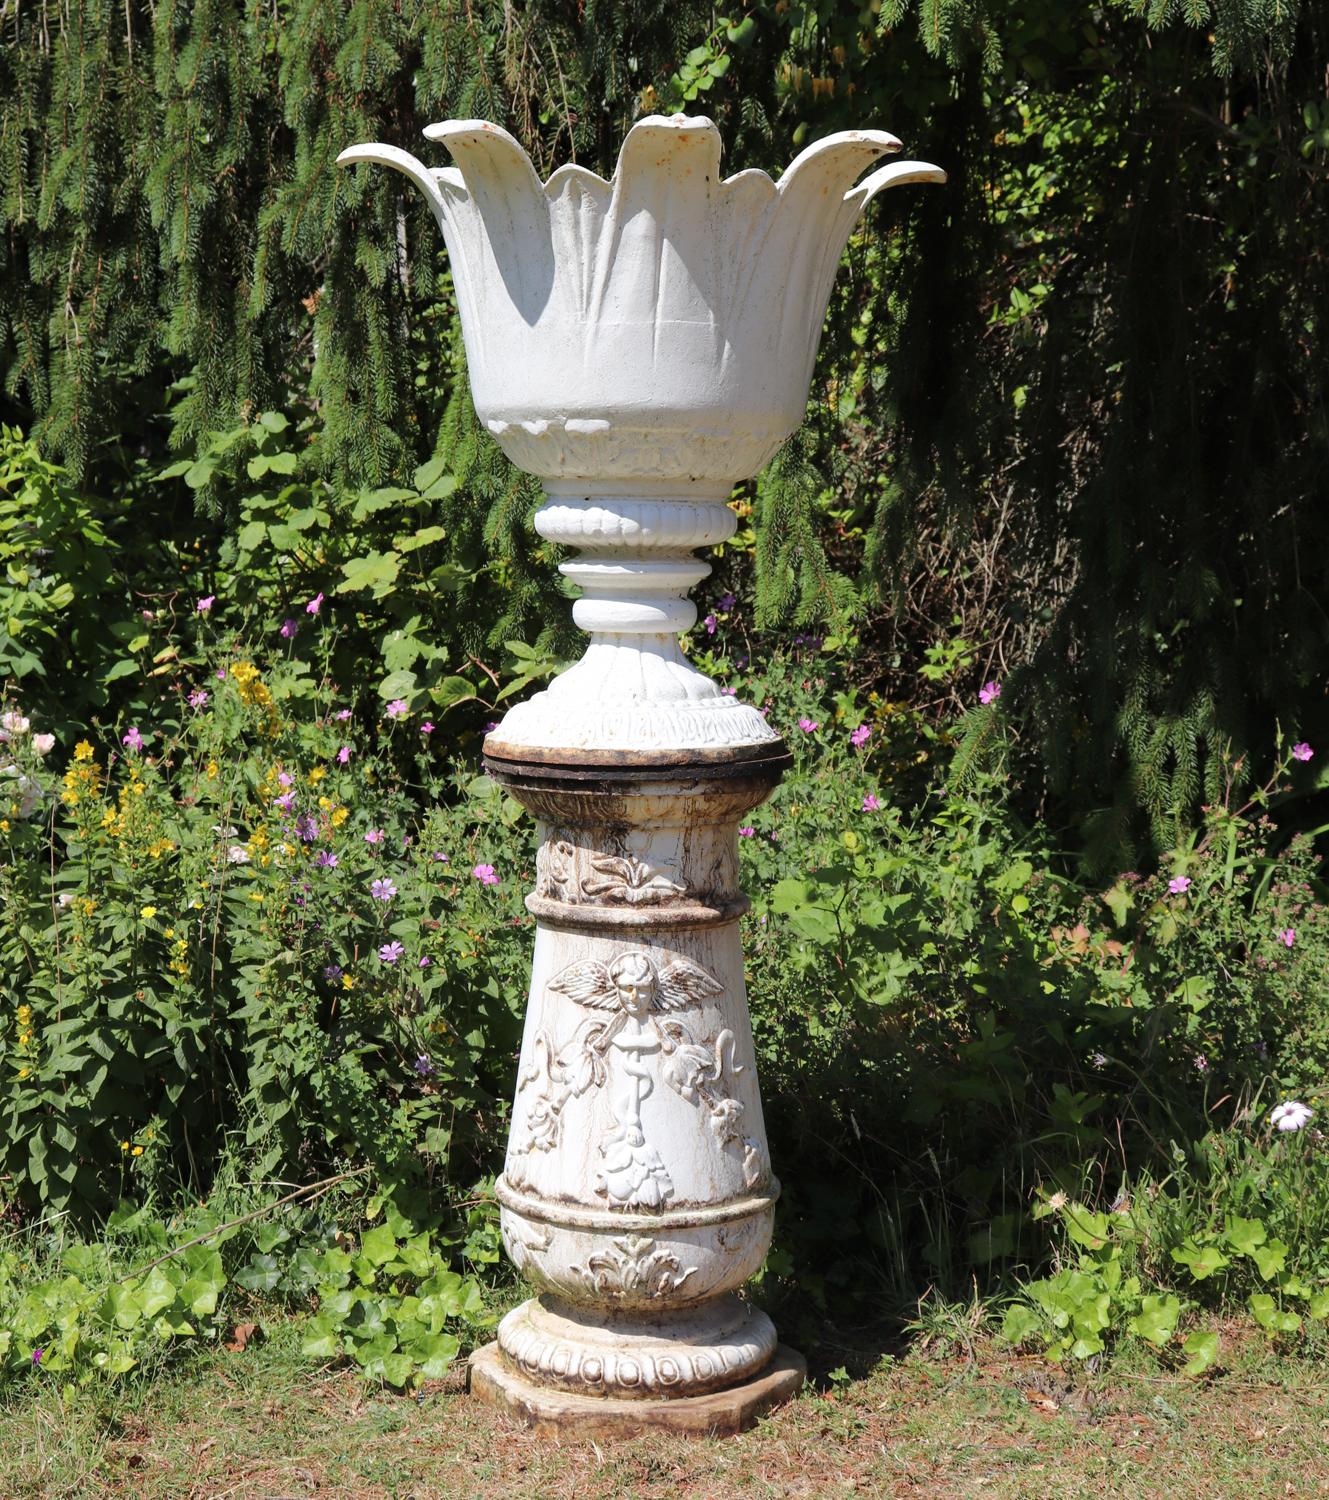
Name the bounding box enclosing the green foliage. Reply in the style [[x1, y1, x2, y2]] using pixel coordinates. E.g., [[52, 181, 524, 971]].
[[0, 651, 531, 1222], [0, 1191, 492, 1391]]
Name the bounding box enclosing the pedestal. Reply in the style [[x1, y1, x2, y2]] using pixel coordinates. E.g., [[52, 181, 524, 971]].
[[479, 739, 799, 1435]]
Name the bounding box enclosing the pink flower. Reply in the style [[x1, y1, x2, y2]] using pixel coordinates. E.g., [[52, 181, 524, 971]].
[[337, 746, 351, 765], [1293, 742, 1313, 762], [1271, 1100, 1313, 1132], [370, 877, 397, 902], [31, 732, 55, 756], [862, 793, 881, 812], [196, 596, 215, 614], [738, 827, 755, 838], [797, 717, 819, 733], [378, 940, 405, 964], [306, 593, 324, 615], [720, 685, 737, 697], [1168, 875, 1192, 894], [334, 709, 352, 722], [1278, 927, 1296, 947], [188, 689, 209, 709], [365, 828, 385, 845], [274, 791, 296, 811], [385, 699, 409, 719], [122, 727, 144, 752], [850, 725, 871, 748], [420, 721, 435, 734], [278, 771, 294, 788], [703, 614, 718, 635], [316, 851, 338, 868], [215, 668, 226, 680], [279, 618, 299, 639], [472, 863, 499, 886], [979, 681, 1002, 706]]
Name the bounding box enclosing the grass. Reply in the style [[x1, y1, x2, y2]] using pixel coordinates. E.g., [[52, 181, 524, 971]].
[[4, 1319, 1329, 1499]]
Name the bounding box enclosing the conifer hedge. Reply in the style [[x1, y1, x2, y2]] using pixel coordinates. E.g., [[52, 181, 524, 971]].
[[2, 0, 1326, 861]]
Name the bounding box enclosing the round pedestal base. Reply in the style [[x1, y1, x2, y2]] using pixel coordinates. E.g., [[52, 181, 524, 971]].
[[470, 1340, 806, 1438]]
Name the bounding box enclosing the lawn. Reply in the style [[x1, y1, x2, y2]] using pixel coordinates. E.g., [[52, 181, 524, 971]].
[[5, 1323, 1328, 1499]]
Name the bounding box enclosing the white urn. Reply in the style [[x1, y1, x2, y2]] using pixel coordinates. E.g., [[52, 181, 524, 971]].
[[338, 112, 943, 1435]]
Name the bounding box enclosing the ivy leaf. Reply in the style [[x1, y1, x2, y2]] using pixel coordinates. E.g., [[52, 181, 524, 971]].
[[1171, 1241, 1229, 1281], [359, 1224, 398, 1267], [1128, 1293, 1180, 1347], [1182, 1329, 1219, 1375]]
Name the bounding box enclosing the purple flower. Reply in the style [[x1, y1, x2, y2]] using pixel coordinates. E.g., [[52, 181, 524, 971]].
[[797, 717, 819, 733], [979, 681, 1002, 706], [385, 699, 409, 719], [316, 851, 338, 868], [718, 592, 737, 611], [370, 877, 397, 902], [863, 793, 882, 812], [721, 686, 737, 697], [295, 814, 318, 842], [378, 940, 405, 964], [323, 963, 343, 982], [31, 1347, 42, 1367], [413, 1053, 436, 1077], [485, 721, 500, 732], [278, 771, 294, 788], [1194, 1053, 1209, 1073], [432, 852, 449, 863], [122, 726, 144, 752], [196, 596, 215, 614], [1278, 927, 1296, 948], [420, 721, 435, 734], [365, 828, 385, 845], [418, 955, 431, 967], [1293, 742, 1313, 762], [850, 725, 871, 748], [337, 746, 351, 765], [279, 618, 299, 640], [1168, 875, 1192, 895], [306, 593, 324, 615], [274, 791, 296, 811], [334, 708, 352, 722], [738, 826, 755, 838], [472, 863, 499, 886], [703, 613, 718, 635], [188, 689, 209, 709]]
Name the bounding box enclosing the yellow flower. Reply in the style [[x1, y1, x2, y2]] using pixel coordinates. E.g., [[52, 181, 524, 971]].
[[140, 905, 158, 920], [17, 1066, 29, 1080], [17, 1005, 30, 1022], [74, 740, 95, 762], [248, 891, 262, 902], [164, 928, 175, 939], [131, 1145, 143, 1157], [330, 807, 349, 828], [78, 897, 96, 916], [206, 760, 219, 780], [120, 1140, 130, 1152], [318, 796, 332, 811], [309, 768, 327, 784], [341, 973, 356, 991]]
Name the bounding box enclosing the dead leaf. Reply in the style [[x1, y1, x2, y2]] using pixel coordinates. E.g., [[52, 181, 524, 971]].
[[225, 1322, 260, 1352]]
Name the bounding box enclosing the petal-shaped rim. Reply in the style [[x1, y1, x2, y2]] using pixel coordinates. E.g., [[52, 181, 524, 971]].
[[417, 114, 915, 204]]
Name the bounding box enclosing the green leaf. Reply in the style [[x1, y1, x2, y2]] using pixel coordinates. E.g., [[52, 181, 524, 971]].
[[410, 1330, 460, 1379], [1306, 1291, 1329, 1320], [1223, 1216, 1267, 1256], [1128, 1294, 1180, 1347], [1171, 1241, 1229, 1281], [1182, 1329, 1219, 1375], [1252, 1239, 1289, 1281], [1001, 1304, 1043, 1346], [1249, 1293, 1300, 1336], [359, 1224, 398, 1267], [301, 1316, 341, 1360]]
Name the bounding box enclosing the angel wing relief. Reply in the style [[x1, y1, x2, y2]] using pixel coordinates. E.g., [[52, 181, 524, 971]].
[[512, 950, 768, 1207]]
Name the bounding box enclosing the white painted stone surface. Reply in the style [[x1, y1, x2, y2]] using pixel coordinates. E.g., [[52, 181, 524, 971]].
[[337, 114, 943, 1409]]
